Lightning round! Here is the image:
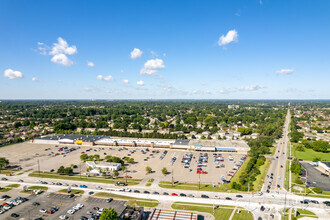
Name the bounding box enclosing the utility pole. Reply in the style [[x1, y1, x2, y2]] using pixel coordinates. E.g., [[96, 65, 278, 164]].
[[172, 168, 174, 186], [198, 173, 201, 190], [125, 165, 128, 185], [38, 159, 40, 176]]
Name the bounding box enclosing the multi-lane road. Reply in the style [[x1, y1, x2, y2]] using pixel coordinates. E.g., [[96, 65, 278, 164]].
[[263, 109, 291, 194]]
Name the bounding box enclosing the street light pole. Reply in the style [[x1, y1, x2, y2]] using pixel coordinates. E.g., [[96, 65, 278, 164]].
[[37, 159, 40, 176], [198, 173, 201, 190]]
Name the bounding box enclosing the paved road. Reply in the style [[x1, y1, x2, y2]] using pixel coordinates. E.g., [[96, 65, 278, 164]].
[[263, 109, 291, 194], [1, 175, 330, 220]]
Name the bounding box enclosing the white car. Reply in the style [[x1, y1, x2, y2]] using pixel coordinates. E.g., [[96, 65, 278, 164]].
[[4, 206, 12, 210], [0, 210, 5, 214], [96, 186, 102, 190], [258, 192, 263, 196], [40, 209, 47, 213], [214, 195, 220, 199], [67, 209, 75, 214], [76, 203, 84, 208], [59, 215, 68, 219]]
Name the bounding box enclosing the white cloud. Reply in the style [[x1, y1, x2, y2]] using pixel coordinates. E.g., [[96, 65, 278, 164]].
[[122, 79, 129, 84], [51, 54, 73, 66], [137, 80, 144, 86], [87, 61, 95, 67], [96, 75, 114, 81], [276, 69, 294, 75], [130, 48, 143, 59], [37, 42, 44, 46], [219, 84, 265, 94], [218, 29, 238, 46], [140, 58, 165, 75], [32, 77, 39, 81], [120, 69, 124, 73], [84, 88, 92, 92], [239, 84, 265, 91], [50, 37, 77, 55], [48, 37, 77, 66], [4, 69, 23, 79]]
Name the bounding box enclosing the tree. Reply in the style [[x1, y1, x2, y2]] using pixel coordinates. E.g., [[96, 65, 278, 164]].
[[161, 167, 168, 175], [14, 121, 22, 128], [100, 208, 118, 220], [57, 166, 65, 174], [146, 166, 152, 174], [80, 153, 89, 161], [113, 170, 119, 177], [0, 157, 9, 172]]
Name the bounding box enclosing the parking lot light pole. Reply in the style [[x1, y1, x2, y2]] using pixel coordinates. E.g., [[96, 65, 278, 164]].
[[38, 159, 40, 176], [198, 173, 201, 190]]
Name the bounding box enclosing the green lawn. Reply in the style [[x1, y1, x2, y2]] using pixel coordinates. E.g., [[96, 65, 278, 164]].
[[58, 189, 84, 194], [232, 210, 253, 220], [126, 200, 158, 207], [284, 161, 290, 190], [284, 208, 317, 219], [20, 185, 48, 194], [16, 168, 34, 176], [159, 181, 229, 192], [6, 184, 20, 188], [230, 157, 251, 184], [254, 158, 271, 191], [0, 169, 19, 174], [94, 192, 159, 207], [28, 171, 141, 185], [0, 188, 11, 192], [28, 186, 48, 191], [145, 183, 152, 186], [292, 146, 330, 161], [171, 202, 252, 220]]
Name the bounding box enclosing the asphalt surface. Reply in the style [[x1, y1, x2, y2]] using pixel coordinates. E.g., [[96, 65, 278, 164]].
[[263, 110, 291, 193], [301, 162, 330, 191]]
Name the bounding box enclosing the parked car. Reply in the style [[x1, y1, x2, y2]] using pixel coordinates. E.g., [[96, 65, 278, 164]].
[[201, 195, 209, 198], [171, 193, 178, 196]]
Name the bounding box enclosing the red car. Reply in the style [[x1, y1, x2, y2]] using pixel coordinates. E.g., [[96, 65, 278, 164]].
[[171, 193, 178, 196], [197, 170, 202, 174], [227, 174, 232, 176], [81, 152, 85, 154], [46, 210, 54, 214], [202, 171, 208, 174], [125, 175, 132, 178]]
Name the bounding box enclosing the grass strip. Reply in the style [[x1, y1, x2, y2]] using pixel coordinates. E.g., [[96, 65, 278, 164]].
[[6, 184, 20, 188], [58, 189, 84, 194], [29, 171, 141, 185]]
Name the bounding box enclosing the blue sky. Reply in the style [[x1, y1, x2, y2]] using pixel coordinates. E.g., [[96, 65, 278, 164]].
[[0, 0, 329, 99]]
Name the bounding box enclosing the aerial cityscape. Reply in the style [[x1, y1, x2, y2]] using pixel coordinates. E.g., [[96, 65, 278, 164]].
[[0, 1, 329, 220]]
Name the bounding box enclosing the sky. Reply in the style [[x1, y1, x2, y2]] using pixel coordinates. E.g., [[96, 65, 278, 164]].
[[0, 0, 329, 99]]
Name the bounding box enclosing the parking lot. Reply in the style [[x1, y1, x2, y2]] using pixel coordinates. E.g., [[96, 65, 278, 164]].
[[0, 142, 247, 184], [0, 190, 126, 219], [301, 162, 330, 191]]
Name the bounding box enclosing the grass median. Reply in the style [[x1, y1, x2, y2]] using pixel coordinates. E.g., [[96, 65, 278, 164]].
[[6, 184, 20, 188], [28, 171, 141, 185], [171, 202, 253, 220], [93, 192, 159, 207], [58, 189, 84, 195], [20, 185, 48, 194]]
